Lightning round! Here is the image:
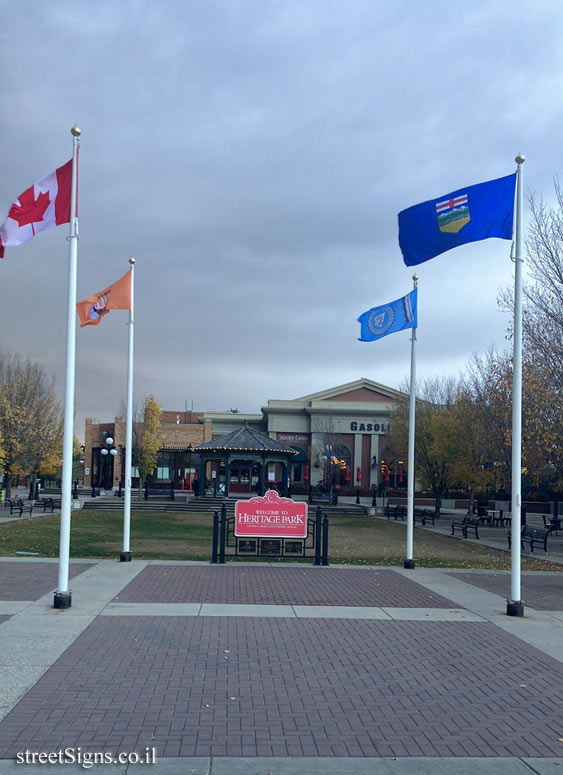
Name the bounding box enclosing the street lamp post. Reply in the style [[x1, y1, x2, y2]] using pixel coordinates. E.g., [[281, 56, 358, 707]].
[[100, 433, 118, 493]]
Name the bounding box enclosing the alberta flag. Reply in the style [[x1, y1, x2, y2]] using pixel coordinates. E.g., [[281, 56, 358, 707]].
[[398, 173, 516, 266], [358, 289, 417, 342]]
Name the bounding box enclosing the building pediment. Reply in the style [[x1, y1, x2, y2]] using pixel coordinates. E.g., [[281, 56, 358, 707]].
[[283, 378, 404, 406]]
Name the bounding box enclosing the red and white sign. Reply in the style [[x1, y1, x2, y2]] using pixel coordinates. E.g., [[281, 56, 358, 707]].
[[235, 489, 308, 538]]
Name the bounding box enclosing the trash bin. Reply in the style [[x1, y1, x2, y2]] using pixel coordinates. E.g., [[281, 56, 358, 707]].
[[0, 490, 4, 505]]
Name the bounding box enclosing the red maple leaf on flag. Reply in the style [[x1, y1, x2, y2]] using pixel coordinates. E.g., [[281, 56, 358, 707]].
[[8, 187, 51, 228]]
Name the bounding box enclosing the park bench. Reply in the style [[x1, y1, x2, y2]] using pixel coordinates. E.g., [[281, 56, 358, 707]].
[[421, 508, 438, 525], [491, 510, 510, 527], [311, 492, 338, 506], [38, 497, 61, 513], [451, 515, 480, 540], [508, 525, 550, 554], [6, 497, 33, 517], [414, 508, 438, 525], [386, 504, 406, 521], [542, 515, 562, 535]]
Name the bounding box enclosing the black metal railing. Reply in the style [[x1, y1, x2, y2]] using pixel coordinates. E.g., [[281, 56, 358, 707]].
[[211, 504, 329, 565]]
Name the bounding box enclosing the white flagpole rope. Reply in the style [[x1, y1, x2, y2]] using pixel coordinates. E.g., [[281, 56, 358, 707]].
[[54, 125, 81, 609], [508, 153, 525, 617], [405, 273, 418, 569], [121, 258, 135, 561]]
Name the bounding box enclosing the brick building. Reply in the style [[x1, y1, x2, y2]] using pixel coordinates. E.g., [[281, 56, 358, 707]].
[[83, 378, 403, 492]]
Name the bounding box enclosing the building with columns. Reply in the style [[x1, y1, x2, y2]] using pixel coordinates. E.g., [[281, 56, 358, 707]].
[[83, 378, 404, 492]]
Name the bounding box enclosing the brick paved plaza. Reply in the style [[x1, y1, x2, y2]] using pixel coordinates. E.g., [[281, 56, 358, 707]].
[[448, 571, 563, 611], [114, 566, 456, 608], [0, 559, 562, 772], [0, 562, 93, 601]]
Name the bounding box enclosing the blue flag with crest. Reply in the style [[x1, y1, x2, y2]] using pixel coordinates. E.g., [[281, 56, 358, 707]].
[[358, 289, 417, 342], [398, 173, 516, 267]]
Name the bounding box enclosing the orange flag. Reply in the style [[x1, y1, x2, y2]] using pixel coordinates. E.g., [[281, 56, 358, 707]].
[[76, 268, 132, 327]]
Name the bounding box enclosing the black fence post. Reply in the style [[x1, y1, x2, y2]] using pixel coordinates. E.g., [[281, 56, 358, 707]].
[[308, 484, 313, 505], [314, 506, 322, 565], [219, 504, 227, 564], [355, 488, 360, 505], [322, 515, 329, 565], [372, 486, 377, 508], [72, 481, 78, 500], [211, 511, 219, 563], [91, 482, 97, 498], [144, 482, 148, 501], [117, 481, 122, 498], [170, 481, 175, 501]]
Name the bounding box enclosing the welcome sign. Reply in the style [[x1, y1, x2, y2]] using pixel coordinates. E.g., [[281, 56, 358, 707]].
[[234, 490, 308, 538]]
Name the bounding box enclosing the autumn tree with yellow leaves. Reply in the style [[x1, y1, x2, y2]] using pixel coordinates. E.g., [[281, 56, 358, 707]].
[[499, 181, 563, 504], [129, 395, 162, 498], [0, 353, 62, 498], [390, 377, 461, 515], [454, 351, 513, 510]]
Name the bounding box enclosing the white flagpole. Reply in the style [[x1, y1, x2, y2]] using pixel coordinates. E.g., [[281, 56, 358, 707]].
[[54, 125, 81, 609], [508, 153, 525, 617], [404, 273, 418, 569], [121, 257, 135, 561]]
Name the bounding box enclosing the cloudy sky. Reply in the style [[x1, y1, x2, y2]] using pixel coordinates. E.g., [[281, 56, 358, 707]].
[[1, 1, 562, 438]]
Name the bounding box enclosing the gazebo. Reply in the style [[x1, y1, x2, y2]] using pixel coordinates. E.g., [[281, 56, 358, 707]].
[[193, 425, 298, 498]]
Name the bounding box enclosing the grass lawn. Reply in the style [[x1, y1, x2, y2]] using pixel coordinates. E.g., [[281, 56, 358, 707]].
[[0, 509, 560, 571]]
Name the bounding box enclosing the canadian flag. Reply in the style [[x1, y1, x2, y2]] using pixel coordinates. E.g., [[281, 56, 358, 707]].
[[0, 160, 73, 258]]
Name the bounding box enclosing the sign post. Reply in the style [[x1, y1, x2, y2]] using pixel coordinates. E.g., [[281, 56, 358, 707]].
[[212, 490, 329, 564]]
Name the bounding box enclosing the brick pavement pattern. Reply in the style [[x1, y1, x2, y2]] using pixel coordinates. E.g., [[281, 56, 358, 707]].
[[0, 616, 562, 758], [449, 572, 563, 611], [114, 566, 457, 608], [0, 562, 94, 601]]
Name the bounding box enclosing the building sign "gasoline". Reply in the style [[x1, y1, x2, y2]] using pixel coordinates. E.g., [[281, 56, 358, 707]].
[[350, 422, 389, 433]]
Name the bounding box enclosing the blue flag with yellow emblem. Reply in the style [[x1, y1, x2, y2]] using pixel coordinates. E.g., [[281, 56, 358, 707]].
[[358, 289, 417, 342], [398, 173, 516, 267]]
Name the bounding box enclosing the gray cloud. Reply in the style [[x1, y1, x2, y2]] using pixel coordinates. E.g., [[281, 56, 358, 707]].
[[0, 0, 561, 435]]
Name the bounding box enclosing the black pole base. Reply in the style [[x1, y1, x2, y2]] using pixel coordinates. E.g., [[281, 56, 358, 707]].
[[507, 600, 524, 617], [403, 558, 416, 569], [53, 592, 72, 609], [120, 551, 132, 562]]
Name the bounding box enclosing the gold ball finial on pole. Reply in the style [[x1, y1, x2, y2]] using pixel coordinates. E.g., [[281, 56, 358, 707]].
[[129, 256, 135, 265], [70, 124, 81, 137], [515, 152, 525, 165]]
